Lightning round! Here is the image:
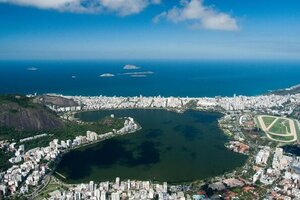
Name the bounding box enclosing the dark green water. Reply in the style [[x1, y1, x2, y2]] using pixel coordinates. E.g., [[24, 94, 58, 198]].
[[56, 109, 247, 183]]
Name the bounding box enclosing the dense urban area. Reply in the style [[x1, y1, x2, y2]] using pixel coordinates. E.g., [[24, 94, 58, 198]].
[[1, 85, 300, 200]]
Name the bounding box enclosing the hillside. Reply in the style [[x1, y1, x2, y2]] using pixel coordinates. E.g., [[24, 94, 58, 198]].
[[33, 94, 79, 107], [0, 95, 64, 131]]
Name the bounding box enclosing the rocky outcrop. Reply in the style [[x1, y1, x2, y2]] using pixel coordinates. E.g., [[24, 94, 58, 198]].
[[0, 95, 64, 131]]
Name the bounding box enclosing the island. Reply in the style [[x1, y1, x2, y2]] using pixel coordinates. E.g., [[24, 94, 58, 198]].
[[1, 84, 300, 200]]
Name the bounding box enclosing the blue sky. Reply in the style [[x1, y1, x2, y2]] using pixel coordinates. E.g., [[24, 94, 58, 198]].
[[0, 0, 300, 60]]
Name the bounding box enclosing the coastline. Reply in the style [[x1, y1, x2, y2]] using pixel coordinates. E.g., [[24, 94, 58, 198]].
[[26, 117, 141, 199], [48, 86, 300, 185], [2, 82, 300, 199], [55, 108, 246, 185]]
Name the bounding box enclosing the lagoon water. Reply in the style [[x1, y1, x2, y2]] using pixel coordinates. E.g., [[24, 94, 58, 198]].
[[56, 109, 247, 183], [2, 60, 299, 183]]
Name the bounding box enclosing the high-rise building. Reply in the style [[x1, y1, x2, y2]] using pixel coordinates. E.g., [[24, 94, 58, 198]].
[[95, 189, 101, 200], [101, 191, 106, 200], [89, 181, 94, 192], [163, 182, 168, 193], [127, 179, 131, 190], [111, 192, 120, 200], [115, 177, 120, 189], [75, 191, 81, 200]]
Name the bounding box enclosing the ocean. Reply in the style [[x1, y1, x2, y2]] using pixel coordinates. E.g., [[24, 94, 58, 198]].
[[0, 60, 300, 97], [3, 60, 296, 183]]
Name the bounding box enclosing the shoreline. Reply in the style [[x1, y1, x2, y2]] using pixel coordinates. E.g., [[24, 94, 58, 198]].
[[2, 82, 300, 199], [33, 82, 300, 99], [55, 108, 246, 186], [26, 117, 141, 199]]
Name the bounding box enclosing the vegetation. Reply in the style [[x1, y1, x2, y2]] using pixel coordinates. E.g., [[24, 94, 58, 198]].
[[0, 116, 125, 172], [184, 100, 198, 109], [0, 94, 64, 132], [268, 85, 300, 96], [0, 94, 125, 147], [0, 117, 125, 150], [54, 117, 124, 141], [33, 178, 63, 200], [294, 120, 300, 141], [269, 134, 295, 141], [0, 94, 127, 173], [257, 115, 298, 143], [0, 126, 41, 141], [0, 95, 36, 108], [0, 150, 13, 172], [261, 116, 276, 128], [269, 119, 290, 134], [231, 187, 258, 199], [254, 116, 261, 129]]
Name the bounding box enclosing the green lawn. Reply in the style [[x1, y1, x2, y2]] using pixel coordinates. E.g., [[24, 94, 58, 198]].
[[254, 117, 261, 129], [261, 116, 277, 127], [269, 134, 295, 142], [294, 120, 300, 141], [269, 119, 290, 134]]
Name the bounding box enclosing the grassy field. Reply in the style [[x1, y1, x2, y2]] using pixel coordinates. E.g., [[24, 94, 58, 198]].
[[257, 115, 298, 143], [254, 116, 261, 129], [294, 120, 300, 141], [269, 119, 290, 134], [269, 134, 295, 141], [261, 116, 276, 127]]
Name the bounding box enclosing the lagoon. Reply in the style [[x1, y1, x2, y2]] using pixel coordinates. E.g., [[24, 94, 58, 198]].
[[56, 109, 247, 183]]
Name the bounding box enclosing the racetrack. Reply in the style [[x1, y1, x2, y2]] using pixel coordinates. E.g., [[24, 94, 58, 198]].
[[257, 115, 297, 143]]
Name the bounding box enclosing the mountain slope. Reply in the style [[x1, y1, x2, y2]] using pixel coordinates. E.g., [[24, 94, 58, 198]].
[[0, 95, 64, 131]]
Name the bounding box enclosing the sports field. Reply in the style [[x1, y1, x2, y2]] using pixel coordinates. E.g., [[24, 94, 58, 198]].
[[256, 115, 298, 143], [269, 118, 291, 134], [261, 116, 277, 127]]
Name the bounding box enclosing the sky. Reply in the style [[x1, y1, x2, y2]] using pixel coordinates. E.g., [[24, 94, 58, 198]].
[[0, 0, 300, 60]]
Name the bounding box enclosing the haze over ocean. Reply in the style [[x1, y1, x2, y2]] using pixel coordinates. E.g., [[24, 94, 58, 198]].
[[1, 60, 300, 97]]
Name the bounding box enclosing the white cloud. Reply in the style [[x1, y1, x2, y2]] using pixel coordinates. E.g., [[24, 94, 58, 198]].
[[100, 0, 147, 16], [0, 0, 160, 15], [0, 0, 79, 10], [153, 0, 239, 31]]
